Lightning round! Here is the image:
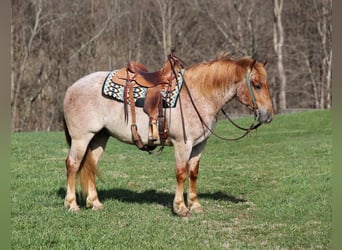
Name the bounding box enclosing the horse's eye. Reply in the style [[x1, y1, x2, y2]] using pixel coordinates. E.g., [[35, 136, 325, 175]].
[[252, 82, 262, 90]]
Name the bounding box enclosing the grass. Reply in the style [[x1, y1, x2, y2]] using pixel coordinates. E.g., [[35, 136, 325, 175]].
[[11, 110, 332, 249]]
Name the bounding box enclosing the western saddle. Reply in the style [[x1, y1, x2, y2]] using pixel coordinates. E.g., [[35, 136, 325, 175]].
[[112, 50, 184, 151]]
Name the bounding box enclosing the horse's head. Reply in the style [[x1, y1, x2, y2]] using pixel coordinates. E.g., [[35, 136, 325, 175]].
[[236, 60, 275, 124]]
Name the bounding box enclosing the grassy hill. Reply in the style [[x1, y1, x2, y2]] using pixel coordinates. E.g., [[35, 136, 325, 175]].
[[11, 110, 332, 249]]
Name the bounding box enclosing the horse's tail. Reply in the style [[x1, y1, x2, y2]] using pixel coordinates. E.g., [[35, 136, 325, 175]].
[[63, 117, 71, 147], [78, 149, 100, 199]]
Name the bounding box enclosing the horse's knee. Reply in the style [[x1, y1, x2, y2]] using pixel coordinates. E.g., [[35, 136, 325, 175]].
[[175, 166, 187, 183]]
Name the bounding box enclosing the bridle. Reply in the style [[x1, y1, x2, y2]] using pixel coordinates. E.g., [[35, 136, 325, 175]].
[[178, 67, 262, 142], [163, 50, 262, 143], [219, 71, 262, 140], [245, 72, 258, 118]]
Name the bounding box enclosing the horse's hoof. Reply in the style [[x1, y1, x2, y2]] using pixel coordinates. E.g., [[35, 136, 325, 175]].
[[174, 206, 190, 217], [68, 206, 81, 212], [92, 203, 104, 211], [190, 203, 204, 214], [65, 199, 80, 212], [86, 198, 104, 211]]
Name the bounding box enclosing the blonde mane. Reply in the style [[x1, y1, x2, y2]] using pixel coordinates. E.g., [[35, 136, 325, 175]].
[[185, 53, 263, 97]]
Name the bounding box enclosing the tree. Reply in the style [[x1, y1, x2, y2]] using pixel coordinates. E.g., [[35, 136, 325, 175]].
[[316, 0, 332, 109], [273, 0, 287, 112], [11, 0, 332, 131], [285, 0, 332, 109], [11, 0, 45, 130]]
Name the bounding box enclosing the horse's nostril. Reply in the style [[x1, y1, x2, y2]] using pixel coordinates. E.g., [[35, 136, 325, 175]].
[[266, 112, 273, 123], [258, 110, 273, 124]]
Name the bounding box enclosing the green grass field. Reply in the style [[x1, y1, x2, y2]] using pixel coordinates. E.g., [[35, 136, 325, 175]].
[[11, 110, 332, 249]]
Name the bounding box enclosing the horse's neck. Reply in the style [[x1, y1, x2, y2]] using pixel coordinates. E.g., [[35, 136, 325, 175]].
[[182, 63, 241, 118]]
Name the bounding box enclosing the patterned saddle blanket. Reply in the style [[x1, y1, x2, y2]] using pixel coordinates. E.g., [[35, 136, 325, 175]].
[[102, 69, 184, 108]]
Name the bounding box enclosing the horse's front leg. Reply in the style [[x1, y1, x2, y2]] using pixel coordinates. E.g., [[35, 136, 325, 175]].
[[173, 143, 192, 217], [188, 154, 204, 213], [187, 141, 207, 213], [174, 162, 189, 216]]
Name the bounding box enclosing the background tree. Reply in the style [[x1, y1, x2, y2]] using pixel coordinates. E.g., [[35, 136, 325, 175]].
[[11, 0, 332, 132], [273, 0, 287, 112]]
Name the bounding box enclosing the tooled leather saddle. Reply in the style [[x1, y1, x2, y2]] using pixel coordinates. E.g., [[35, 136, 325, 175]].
[[102, 50, 185, 152]]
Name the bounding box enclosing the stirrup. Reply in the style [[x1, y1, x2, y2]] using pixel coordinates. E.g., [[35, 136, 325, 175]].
[[148, 120, 158, 141]]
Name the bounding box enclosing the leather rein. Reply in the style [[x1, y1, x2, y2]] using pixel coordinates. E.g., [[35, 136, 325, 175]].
[[177, 69, 262, 142]]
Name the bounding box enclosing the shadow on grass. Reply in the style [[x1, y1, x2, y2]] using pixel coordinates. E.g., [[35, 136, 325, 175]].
[[57, 188, 246, 208]]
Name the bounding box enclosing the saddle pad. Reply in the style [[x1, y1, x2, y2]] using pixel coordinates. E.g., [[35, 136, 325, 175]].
[[102, 69, 184, 108]]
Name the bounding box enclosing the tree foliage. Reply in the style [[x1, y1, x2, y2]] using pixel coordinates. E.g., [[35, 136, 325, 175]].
[[11, 0, 332, 131]]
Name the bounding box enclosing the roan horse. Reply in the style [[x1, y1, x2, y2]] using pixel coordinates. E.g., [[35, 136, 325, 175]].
[[63, 52, 275, 216]]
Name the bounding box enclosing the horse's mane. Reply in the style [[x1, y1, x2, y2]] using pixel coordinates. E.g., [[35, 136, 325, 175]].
[[185, 52, 263, 97]]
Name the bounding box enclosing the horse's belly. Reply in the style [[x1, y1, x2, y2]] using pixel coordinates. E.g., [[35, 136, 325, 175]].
[[104, 109, 172, 146]]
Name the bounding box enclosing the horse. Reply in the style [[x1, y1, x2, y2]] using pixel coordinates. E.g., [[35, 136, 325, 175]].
[[62, 52, 275, 217]]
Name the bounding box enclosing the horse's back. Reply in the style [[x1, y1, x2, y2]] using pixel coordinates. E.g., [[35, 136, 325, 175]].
[[66, 71, 109, 93]]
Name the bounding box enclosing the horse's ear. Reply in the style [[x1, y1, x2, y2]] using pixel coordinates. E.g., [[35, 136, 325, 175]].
[[263, 60, 268, 67], [250, 59, 257, 71]]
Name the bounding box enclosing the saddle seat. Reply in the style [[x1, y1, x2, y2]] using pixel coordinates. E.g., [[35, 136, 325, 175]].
[[127, 61, 174, 87], [111, 60, 174, 89]]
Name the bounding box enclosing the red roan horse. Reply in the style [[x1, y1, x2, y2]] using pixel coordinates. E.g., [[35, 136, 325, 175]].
[[63, 52, 274, 216]]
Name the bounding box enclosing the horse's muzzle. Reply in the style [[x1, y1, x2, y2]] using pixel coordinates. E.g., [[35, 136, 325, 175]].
[[256, 109, 274, 124]]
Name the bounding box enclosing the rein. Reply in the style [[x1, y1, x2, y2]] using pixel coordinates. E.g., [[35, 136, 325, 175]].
[[179, 70, 262, 142], [220, 109, 261, 140], [168, 50, 188, 143]]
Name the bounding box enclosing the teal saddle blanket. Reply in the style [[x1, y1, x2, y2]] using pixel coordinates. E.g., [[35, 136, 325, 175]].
[[102, 69, 184, 108]]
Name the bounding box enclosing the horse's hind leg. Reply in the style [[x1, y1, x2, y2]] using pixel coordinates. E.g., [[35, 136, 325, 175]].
[[80, 130, 109, 210], [65, 135, 93, 212]]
